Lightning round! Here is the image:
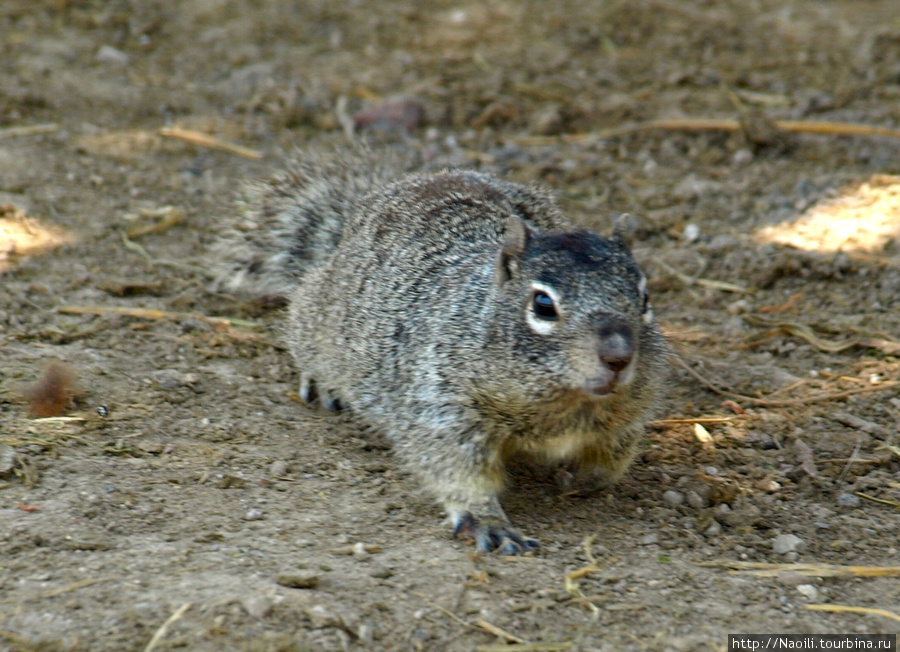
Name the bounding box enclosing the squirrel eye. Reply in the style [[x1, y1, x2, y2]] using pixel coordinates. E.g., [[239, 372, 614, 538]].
[[532, 291, 558, 320], [641, 289, 650, 313]]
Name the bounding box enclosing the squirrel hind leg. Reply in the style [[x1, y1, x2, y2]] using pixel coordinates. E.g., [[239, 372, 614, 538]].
[[451, 511, 540, 555]]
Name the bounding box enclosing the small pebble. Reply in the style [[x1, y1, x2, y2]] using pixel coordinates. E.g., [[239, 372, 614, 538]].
[[354, 96, 423, 134], [663, 490, 685, 508], [836, 493, 860, 508], [305, 604, 341, 629], [137, 440, 164, 455], [242, 595, 274, 619], [704, 520, 722, 537], [358, 622, 376, 645], [686, 490, 706, 510], [682, 223, 701, 243], [244, 508, 264, 521], [270, 460, 288, 478], [0, 444, 16, 477], [95, 45, 130, 65], [352, 542, 369, 560], [776, 571, 806, 587], [796, 584, 818, 600], [732, 148, 753, 166], [370, 566, 394, 579], [276, 570, 321, 589], [639, 532, 659, 546], [772, 534, 806, 555], [707, 234, 740, 252], [528, 104, 564, 135]]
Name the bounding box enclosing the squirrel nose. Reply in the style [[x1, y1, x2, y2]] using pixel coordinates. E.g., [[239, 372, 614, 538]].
[[597, 317, 634, 373]]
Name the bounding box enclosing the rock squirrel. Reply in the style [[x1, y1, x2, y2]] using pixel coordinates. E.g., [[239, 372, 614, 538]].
[[216, 148, 669, 554]]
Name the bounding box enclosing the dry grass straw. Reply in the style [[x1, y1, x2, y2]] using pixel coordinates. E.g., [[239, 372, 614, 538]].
[[805, 604, 900, 623], [144, 603, 191, 652], [0, 123, 59, 139], [675, 356, 898, 408], [745, 315, 900, 356], [159, 127, 261, 159], [855, 492, 900, 509], [56, 305, 283, 350], [699, 560, 900, 578], [477, 643, 574, 651], [40, 577, 109, 599]]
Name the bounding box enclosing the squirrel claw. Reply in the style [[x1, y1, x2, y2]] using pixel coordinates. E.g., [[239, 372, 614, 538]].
[[452, 512, 539, 555], [299, 376, 317, 404], [322, 392, 344, 412]]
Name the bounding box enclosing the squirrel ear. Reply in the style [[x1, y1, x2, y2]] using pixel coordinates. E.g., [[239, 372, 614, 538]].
[[610, 214, 633, 251], [495, 215, 530, 286]]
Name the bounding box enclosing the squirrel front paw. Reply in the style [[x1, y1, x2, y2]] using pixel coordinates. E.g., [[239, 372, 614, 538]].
[[299, 375, 345, 412], [451, 512, 540, 555]]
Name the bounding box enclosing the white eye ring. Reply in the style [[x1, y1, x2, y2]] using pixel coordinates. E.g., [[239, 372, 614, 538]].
[[526, 282, 561, 335]]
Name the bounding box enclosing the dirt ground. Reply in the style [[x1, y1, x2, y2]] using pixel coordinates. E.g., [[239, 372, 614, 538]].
[[2, 1, 899, 650]]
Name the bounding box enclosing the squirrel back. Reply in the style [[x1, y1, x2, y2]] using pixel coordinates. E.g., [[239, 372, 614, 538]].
[[216, 149, 669, 554], [214, 149, 406, 297]]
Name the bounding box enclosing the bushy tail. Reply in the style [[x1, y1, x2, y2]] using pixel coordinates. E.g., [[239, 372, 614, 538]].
[[214, 147, 407, 297]]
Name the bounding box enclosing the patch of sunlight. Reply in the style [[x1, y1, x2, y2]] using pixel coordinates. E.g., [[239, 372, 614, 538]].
[[755, 174, 900, 253], [0, 205, 71, 272]]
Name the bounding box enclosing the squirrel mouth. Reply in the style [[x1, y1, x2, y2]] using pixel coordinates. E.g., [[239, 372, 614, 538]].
[[582, 377, 617, 397]]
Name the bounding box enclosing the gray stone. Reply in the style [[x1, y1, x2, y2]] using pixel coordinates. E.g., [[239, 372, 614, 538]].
[[639, 532, 659, 546], [242, 595, 273, 619], [772, 534, 806, 555], [686, 490, 707, 510], [663, 490, 685, 508], [305, 604, 341, 629], [95, 45, 130, 65], [276, 570, 321, 589], [0, 444, 16, 477], [704, 520, 723, 537], [796, 584, 818, 601], [836, 493, 860, 508], [270, 460, 288, 478]]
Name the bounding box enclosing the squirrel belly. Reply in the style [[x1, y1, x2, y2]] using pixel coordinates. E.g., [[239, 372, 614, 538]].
[[217, 150, 669, 554]]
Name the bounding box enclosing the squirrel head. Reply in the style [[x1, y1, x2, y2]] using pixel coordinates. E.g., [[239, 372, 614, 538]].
[[492, 215, 661, 402]]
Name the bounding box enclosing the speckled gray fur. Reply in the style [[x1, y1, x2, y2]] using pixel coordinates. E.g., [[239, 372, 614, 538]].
[[217, 148, 669, 553]]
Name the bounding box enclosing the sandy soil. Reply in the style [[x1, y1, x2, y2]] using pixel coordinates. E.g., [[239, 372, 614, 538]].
[[1, 1, 899, 650]]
